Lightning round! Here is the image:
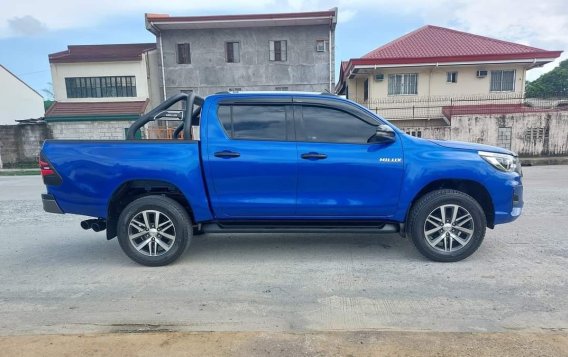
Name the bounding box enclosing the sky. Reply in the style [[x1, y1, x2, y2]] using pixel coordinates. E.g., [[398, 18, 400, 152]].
[[0, 0, 566, 98]]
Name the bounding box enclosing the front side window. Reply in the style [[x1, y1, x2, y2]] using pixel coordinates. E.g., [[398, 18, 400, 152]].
[[388, 73, 418, 95], [269, 40, 287, 62], [177, 43, 191, 64], [490, 70, 515, 91], [65, 76, 136, 98], [298, 105, 377, 144], [217, 105, 287, 141], [226, 42, 240, 63]]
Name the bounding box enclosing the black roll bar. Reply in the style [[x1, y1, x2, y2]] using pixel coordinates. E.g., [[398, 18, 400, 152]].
[[172, 107, 201, 140], [126, 93, 204, 140]]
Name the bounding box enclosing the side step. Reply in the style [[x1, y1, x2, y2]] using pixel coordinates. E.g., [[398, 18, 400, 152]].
[[201, 221, 400, 234]]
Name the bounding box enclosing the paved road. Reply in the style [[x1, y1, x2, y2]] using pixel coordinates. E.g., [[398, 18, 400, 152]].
[[0, 166, 567, 336]]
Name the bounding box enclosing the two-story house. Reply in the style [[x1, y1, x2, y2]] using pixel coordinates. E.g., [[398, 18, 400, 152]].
[[337, 25, 562, 128], [46, 43, 160, 139], [145, 9, 337, 98]]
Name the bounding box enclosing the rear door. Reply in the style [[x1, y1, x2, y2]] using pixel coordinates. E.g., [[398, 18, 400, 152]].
[[204, 99, 297, 218], [294, 102, 404, 218]]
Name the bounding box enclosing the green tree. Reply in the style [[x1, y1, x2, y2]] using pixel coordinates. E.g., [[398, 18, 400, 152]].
[[526, 59, 568, 98]]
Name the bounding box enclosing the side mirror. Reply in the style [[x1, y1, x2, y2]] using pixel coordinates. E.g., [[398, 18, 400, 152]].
[[153, 110, 184, 121], [368, 124, 396, 144]]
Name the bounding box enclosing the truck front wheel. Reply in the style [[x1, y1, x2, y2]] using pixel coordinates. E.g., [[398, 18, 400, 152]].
[[408, 189, 487, 262], [117, 196, 192, 266]]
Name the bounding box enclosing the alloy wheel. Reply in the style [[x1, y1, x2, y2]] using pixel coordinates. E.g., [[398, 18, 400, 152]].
[[128, 210, 176, 257], [423, 204, 474, 253]]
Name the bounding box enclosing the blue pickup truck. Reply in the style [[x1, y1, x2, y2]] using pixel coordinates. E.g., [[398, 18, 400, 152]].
[[40, 92, 523, 266]]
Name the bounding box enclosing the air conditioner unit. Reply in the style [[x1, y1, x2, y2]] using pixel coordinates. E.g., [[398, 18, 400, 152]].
[[476, 70, 488, 78], [374, 73, 384, 81]]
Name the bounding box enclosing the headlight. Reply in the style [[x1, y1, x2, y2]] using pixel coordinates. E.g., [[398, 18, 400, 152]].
[[478, 151, 521, 174]]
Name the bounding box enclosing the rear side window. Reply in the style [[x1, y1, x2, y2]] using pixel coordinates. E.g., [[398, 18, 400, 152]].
[[217, 105, 288, 141], [298, 105, 377, 144]]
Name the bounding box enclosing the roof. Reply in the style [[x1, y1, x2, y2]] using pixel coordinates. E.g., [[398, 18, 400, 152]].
[[146, 9, 337, 33], [352, 25, 562, 64], [0, 64, 43, 98], [49, 43, 157, 64], [442, 103, 568, 120], [45, 100, 149, 119], [362, 25, 559, 62], [390, 118, 449, 128]]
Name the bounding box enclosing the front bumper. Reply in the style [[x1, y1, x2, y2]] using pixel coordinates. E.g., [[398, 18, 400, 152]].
[[494, 180, 523, 225], [42, 194, 64, 214]]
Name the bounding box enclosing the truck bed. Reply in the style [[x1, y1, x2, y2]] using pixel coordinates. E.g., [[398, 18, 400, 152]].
[[41, 140, 212, 221]]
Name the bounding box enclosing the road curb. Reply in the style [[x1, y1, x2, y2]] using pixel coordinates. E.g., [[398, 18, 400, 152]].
[[519, 157, 568, 166]]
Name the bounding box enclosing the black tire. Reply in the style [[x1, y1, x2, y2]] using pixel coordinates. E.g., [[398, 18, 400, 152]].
[[407, 189, 487, 262], [117, 195, 192, 266]]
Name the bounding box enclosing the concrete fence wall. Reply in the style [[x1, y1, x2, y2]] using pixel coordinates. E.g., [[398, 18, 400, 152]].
[[48, 121, 131, 140], [0, 123, 51, 168], [398, 111, 568, 156], [451, 111, 568, 156]]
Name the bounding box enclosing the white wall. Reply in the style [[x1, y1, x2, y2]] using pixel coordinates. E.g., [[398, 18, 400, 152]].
[[50, 59, 150, 102], [347, 63, 528, 102], [0, 66, 45, 124]]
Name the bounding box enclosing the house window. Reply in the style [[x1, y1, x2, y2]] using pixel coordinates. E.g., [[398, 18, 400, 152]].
[[269, 40, 287, 62], [406, 130, 422, 138], [316, 40, 329, 52], [447, 72, 458, 83], [497, 127, 512, 149], [490, 70, 515, 92], [176, 43, 191, 64], [524, 127, 549, 141], [275, 86, 288, 91], [226, 42, 240, 63], [388, 73, 418, 95], [363, 78, 369, 102], [65, 76, 136, 98]]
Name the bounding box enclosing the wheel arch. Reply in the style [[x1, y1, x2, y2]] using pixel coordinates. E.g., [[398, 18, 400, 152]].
[[406, 179, 495, 230], [106, 179, 194, 240]]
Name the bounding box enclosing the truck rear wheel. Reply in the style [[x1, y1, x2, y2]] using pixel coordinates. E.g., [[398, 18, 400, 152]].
[[117, 196, 192, 266], [408, 189, 486, 262]]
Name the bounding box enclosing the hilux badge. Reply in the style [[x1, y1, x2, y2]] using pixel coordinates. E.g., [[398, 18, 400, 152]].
[[379, 158, 402, 163]]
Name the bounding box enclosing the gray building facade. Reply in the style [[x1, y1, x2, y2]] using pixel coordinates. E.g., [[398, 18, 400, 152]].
[[146, 10, 337, 98]]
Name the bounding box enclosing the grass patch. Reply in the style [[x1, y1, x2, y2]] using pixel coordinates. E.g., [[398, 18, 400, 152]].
[[0, 170, 40, 176], [1, 162, 38, 169]]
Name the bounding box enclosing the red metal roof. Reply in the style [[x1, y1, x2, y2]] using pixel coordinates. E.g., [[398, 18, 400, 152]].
[[362, 25, 560, 62], [49, 43, 156, 63], [442, 103, 568, 120], [45, 101, 149, 117]]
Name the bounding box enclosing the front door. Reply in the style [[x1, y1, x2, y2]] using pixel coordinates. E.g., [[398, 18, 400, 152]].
[[205, 102, 297, 218], [294, 104, 404, 218]]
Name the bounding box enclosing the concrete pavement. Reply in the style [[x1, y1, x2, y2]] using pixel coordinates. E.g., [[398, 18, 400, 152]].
[[0, 167, 566, 347]]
